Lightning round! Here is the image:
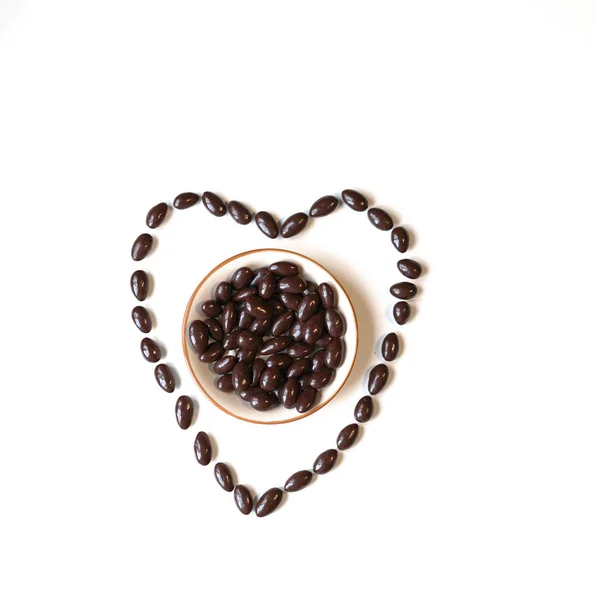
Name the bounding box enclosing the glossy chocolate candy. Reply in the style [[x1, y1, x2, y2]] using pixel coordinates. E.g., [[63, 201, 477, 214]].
[[297, 293, 320, 321], [354, 395, 374, 422], [249, 318, 271, 336], [231, 267, 253, 289], [233, 287, 256, 302], [284, 470, 313, 492], [202, 191, 227, 216], [296, 387, 318, 413], [146, 202, 168, 229], [175, 395, 194, 430], [260, 366, 282, 392], [341, 189, 368, 212], [201, 300, 222, 318], [258, 271, 276, 300], [194, 431, 212, 466], [244, 297, 272, 320], [199, 342, 224, 363], [324, 338, 344, 368], [382, 332, 399, 361], [236, 332, 263, 350], [309, 367, 335, 390], [130, 270, 149, 301], [266, 353, 292, 369], [141, 337, 161, 363], [154, 364, 175, 393], [132, 306, 152, 333], [391, 226, 409, 253], [221, 301, 237, 334], [213, 355, 236, 375], [232, 362, 252, 392], [271, 312, 295, 336], [189, 320, 209, 354], [286, 358, 310, 378], [318, 283, 335, 309], [234, 484, 253, 515], [260, 336, 291, 355], [228, 200, 252, 225], [309, 195, 338, 217], [255, 487, 283, 518], [393, 301, 411, 325], [255, 211, 279, 239], [280, 378, 300, 408], [390, 282, 418, 299], [281, 212, 308, 238], [368, 364, 389, 395], [216, 374, 234, 393], [223, 331, 240, 350], [278, 276, 307, 294], [397, 259, 422, 280], [204, 318, 224, 342], [337, 424, 359, 450], [214, 463, 234, 492], [248, 389, 277, 411], [251, 359, 266, 387], [303, 312, 325, 344], [368, 207, 393, 231], [131, 233, 153, 261], [215, 281, 233, 302], [325, 309, 345, 338], [173, 192, 200, 209], [270, 261, 299, 277], [287, 342, 313, 359], [313, 449, 338, 474]]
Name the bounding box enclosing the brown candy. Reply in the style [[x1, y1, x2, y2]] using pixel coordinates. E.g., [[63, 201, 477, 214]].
[[173, 192, 200, 209], [397, 259, 422, 279], [202, 191, 227, 216], [154, 364, 175, 393], [354, 395, 374, 423], [313, 449, 338, 474], [175, 396, 194, 430], [255, 211, 279, 239], [145, 202, 168, 229], [368, 364, 389, 395], [130, 270, 149, 301], [284, 470, 313, 492], [341, 189, 368, 212], [382, 332, 399, 361], [255, 487, 283, 518], [131, 233, 153, 261], [391, 226, 410, 253], [140, 337, 161, 363], [194, 431, 212, 466], [309, 195, 338, 217], [393, 301, 411, 325], [214, 463, 234, 492], [228, 200, 252, 225], [390, 282, 418, 299], [234, 484, 253, 515], [337, 423, 359, 450], [132, 306, 152, 333], [281, 212, 309, 238]]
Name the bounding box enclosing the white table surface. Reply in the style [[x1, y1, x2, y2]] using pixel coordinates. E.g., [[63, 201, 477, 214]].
[[1, 1, 594, 599]]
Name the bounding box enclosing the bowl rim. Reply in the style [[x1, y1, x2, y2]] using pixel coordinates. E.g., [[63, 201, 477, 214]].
[[181, 248, 359, 425]]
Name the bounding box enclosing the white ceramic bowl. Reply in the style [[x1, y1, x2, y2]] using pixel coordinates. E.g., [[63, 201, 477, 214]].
[[181, 248, 358, 425]]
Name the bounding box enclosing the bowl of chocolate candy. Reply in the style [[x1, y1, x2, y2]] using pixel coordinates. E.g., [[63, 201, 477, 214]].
[[182, 248, 358, 424]]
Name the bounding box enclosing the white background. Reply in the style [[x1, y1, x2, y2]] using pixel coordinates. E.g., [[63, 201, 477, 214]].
[[1, 1, 594, 598]]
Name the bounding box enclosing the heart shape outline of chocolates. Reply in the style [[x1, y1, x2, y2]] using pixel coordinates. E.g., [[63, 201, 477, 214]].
[[130, 191, 423, 517]]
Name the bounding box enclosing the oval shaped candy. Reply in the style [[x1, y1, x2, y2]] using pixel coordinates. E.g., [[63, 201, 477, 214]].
[[194, 431, 212, 466]]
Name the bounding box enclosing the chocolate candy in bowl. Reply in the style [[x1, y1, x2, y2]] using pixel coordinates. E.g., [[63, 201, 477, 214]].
[[182, 248, 358, 425]]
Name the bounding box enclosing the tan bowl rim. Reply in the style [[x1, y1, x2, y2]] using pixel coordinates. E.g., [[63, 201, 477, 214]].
[[181, 248, 359, 425]]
